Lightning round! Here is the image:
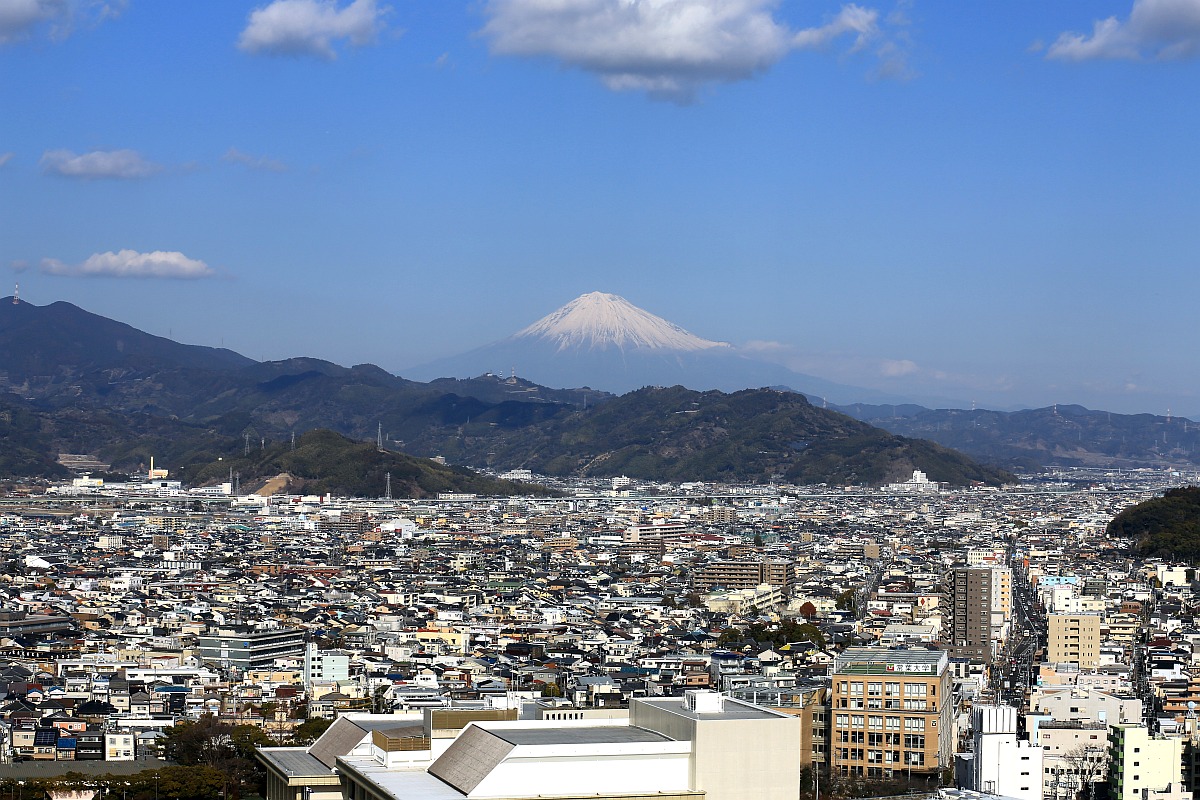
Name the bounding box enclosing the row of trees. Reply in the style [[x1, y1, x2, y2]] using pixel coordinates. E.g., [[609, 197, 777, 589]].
[[0, 767, 227, 800], [0, 714, 339, 800]]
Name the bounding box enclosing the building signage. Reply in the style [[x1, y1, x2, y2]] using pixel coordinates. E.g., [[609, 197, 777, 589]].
[[885, 663, 935, 674]]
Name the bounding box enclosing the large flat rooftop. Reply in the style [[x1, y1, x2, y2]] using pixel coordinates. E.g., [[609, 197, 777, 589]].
[[490, 726, 673, 746]]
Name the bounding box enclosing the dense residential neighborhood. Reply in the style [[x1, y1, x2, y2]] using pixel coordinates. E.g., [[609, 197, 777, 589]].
[[0, 465, 1197, 800]]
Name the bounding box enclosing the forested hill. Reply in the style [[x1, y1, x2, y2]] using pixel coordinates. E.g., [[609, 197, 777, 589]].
[[1108, 486, 1200, 561], [406, 386, 1014, 486]]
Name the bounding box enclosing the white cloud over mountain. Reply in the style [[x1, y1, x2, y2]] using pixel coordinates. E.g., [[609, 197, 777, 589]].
[[1048, 0, 1200, 61], [239, 0, 389, 59], [479, 0, 898, 101], [40, 250, 216, 279], [40, 148, 160, 179]]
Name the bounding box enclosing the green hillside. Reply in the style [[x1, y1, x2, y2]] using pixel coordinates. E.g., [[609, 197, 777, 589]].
[[409, 386, 1013, 486], [1108, 486, 1200, 561], [180, 429, 557, 498]]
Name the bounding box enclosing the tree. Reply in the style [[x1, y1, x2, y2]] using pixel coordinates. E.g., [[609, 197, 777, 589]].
[[293, 717, 334, 745], [164, 715, 236, 767], [1061, 744, 1108, 800], [162, 715, 268, 800], [835, 589, 857, 612], [230, 724, 272, 758]]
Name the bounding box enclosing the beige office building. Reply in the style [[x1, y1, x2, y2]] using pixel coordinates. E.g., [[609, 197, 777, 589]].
[[830, 647, 953, 779]]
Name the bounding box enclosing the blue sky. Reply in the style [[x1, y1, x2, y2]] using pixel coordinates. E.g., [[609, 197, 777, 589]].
[[2, 0, 1199, 415]]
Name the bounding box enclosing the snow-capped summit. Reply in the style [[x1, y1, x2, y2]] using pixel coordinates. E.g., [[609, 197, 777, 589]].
[[516, 291, 728, 352], [405, 291, 905, 404]]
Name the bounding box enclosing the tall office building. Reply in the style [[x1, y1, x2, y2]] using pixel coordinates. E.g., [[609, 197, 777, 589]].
[[948, 566, 1011, 664]]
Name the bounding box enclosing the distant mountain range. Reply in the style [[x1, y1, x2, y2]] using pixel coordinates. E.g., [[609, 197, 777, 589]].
[[836, 401, 1200, 471], [0, 295, 1194, 487]]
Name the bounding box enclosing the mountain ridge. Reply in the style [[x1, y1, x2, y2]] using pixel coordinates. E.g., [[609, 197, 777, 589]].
[[2, 295, 1187, 485]]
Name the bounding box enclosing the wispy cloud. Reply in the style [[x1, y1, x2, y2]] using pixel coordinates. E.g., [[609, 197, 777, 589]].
[[0, 0, 125, 45], [221, 147, 288, 172], [40, 249, 216, 279], [40, 148, 161, 179], [880, 359, 919, 377], [0, 152, 13, 169], [1047, 0, 1200, 61], [238, 0, 389, 60], [479, 0, 906, 102]]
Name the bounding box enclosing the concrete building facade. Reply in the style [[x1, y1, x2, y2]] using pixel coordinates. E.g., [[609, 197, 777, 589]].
[[830, 647, 953, 779], [1047, 613, 1102, 670]]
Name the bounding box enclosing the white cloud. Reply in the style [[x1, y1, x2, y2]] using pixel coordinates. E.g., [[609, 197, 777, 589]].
[[479, 0, 896, 101], [0, 152, 13, 168], [238, 0, 389, 59], [221, 146, 288, 172], [880, 358, 918, 377], [1047, 0, 1200, 61], [40, 249, 216, 279], [740, 339, 791, 353], [0, 0, 123, 45], [0, 0, 52, 42], [40, 148, 161, 179], [792, 4, 877, 50]]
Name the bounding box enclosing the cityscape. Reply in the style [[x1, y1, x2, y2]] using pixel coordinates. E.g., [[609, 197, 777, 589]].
[[4, 2, 1200, 800], [0, 462, 1196, 800]]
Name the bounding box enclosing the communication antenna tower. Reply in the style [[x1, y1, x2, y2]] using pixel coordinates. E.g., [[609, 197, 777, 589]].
[[12, 284, 18, 305], [244, 433, 251, 456], [291, 430, 296, 451], [385, 472, 392, 501]]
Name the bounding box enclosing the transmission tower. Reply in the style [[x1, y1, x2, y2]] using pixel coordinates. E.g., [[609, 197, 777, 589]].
[[385, 472, 392, 501]]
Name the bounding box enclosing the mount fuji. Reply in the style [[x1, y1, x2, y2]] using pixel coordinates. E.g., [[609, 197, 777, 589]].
[[406, 291, 909, 404]]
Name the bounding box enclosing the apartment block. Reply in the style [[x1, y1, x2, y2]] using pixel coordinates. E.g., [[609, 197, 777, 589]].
[[694, 559, 796, 593], [948, 566, 1011, 664], [1108, 723, 1185, 800], [1047, 613, 1102, 670]]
